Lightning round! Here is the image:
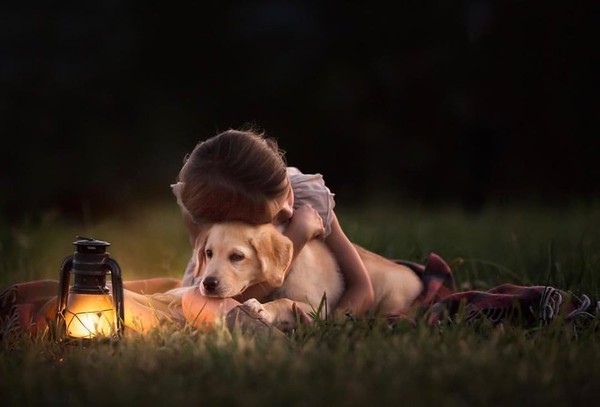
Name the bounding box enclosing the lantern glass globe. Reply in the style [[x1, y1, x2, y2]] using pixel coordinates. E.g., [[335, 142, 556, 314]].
[[64, 292, 117, 338]]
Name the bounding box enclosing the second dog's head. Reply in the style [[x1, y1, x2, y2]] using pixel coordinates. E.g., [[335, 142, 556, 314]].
[[193, 221, 293, 298]]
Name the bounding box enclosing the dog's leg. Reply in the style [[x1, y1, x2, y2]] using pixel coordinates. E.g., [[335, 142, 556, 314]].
[[243, 298, 313, 332]]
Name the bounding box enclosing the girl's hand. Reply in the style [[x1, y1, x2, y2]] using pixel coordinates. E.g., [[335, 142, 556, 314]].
[[279, 205, 324, 277], [288, 204, 324, 241]]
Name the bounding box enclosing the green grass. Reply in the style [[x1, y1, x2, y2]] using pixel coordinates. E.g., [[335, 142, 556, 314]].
[[2, 200, 600, 406]]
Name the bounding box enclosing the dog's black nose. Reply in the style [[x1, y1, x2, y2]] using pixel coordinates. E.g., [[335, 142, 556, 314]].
[[202, 276, 219, 292]]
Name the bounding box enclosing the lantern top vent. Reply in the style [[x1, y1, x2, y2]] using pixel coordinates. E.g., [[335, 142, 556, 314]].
[[73, 237, 110, 254]]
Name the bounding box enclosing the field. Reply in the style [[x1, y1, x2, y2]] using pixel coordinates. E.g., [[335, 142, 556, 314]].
[[1, 201, 600, 406]]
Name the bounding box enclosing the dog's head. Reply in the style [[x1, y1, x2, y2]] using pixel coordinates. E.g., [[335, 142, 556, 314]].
[[193, 222, 293, 298]]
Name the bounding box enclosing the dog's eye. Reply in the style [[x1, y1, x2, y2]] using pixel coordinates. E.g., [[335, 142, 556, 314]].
[[205, 249, 213, 259], [229, 253, 244, 262]]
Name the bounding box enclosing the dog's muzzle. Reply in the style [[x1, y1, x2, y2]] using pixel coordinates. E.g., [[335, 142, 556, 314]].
[[202, 276, 220, 294]]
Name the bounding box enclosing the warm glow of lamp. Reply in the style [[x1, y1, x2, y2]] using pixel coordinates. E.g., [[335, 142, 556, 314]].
[[57, 237, 124, 340], [63, 292, 118, 338]]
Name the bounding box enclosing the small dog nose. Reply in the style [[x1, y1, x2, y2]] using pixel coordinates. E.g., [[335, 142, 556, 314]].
[[202, 276, 219, 292]]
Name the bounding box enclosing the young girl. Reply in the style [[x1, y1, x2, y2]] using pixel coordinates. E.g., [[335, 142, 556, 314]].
[[173, 128, 375, 328]]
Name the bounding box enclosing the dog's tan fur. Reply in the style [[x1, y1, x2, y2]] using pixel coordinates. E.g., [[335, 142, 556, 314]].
[[194, 221, 424, 330]]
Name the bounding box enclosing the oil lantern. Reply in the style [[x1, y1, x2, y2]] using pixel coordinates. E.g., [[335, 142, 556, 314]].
[[57, 237, 124, 339]]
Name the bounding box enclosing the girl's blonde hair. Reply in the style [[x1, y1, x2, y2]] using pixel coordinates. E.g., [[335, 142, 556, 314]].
[[177, 128, 288, 224]]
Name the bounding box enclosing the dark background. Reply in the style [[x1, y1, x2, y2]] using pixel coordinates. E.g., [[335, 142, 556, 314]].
[[1, 1, 598, 224]]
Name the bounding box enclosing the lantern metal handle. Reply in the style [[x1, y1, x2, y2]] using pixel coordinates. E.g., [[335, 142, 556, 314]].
[[57, 255, 74, 323], [105, 258, 124, 334]]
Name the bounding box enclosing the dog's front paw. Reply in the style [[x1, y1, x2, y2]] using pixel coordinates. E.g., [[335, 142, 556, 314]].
[[243, 298, 274, 323]]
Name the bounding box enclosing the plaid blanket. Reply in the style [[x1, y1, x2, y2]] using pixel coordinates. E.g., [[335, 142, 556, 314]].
[[398, 253, 598, 327]]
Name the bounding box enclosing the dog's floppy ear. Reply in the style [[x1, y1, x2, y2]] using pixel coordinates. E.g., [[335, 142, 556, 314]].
[[193, 231, 209, 278], [250, 225, 293, 287]]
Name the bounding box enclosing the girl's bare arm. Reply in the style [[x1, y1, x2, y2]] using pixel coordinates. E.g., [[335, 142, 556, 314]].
[[325, 213, 375, 316]]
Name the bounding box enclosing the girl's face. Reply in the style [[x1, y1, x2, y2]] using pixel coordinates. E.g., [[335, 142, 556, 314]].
[[272, 180, 294, 226]]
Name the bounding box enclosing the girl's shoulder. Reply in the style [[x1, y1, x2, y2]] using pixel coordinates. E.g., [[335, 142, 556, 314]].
[[287, 166, 336, 237], [287, 166, 327, 185]]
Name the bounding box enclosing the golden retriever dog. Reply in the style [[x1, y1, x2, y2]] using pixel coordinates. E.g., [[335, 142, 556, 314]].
[[194, 221, 424, 330], [196, 222, 423, 330]]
